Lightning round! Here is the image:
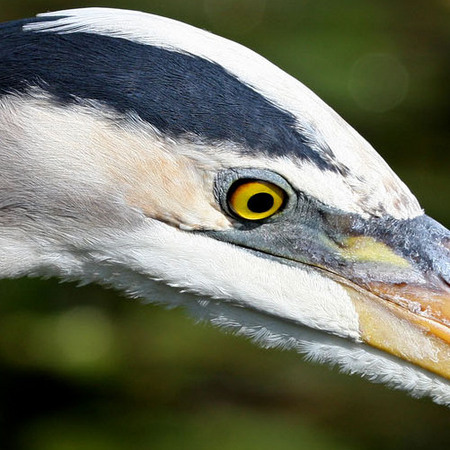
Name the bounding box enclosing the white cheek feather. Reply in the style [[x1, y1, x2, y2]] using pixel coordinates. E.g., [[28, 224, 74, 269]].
[[97, 219, 361, 341], [25, 7, 422, 220]]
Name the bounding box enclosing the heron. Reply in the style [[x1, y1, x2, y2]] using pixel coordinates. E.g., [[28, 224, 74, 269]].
[[0, 7, 449, 406]]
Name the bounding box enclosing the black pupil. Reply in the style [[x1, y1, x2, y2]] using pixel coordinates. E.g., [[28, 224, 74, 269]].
[[247, 193, 274, 213]]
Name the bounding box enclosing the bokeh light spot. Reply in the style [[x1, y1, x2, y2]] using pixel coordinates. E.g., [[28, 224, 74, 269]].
[[349, 53, 409, 112], [52, 306, 115, 370]]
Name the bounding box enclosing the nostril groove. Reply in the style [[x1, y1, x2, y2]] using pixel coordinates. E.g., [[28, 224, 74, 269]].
[[440, 276, 450, 289], [438, 270, 450, 288]]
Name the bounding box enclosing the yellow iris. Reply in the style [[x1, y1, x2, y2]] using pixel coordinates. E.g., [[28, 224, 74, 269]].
[[228, 181, 285, 220]]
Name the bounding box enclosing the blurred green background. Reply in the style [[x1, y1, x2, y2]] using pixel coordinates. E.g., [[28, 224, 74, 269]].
[[0, 0, 449, 449]]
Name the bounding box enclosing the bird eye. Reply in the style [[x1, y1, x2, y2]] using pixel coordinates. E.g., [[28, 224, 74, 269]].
[[228, 180, 285, 220]]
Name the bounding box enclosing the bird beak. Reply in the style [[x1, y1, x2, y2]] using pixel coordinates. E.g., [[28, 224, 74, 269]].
[[347, 277, 450, 381], [334, 215, 450, 380], [210, 211, 450, 380]]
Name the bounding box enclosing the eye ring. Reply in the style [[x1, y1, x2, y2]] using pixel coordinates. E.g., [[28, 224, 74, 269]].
[[215, 168, 295, 223], [228, 180, 285, 220]]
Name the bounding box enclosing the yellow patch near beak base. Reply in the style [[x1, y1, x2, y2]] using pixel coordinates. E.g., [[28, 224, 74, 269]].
[[339, 236, 410, 267]]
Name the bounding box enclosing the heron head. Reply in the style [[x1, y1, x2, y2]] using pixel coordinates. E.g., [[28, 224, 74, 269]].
[[0, 8, 449, 405]]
